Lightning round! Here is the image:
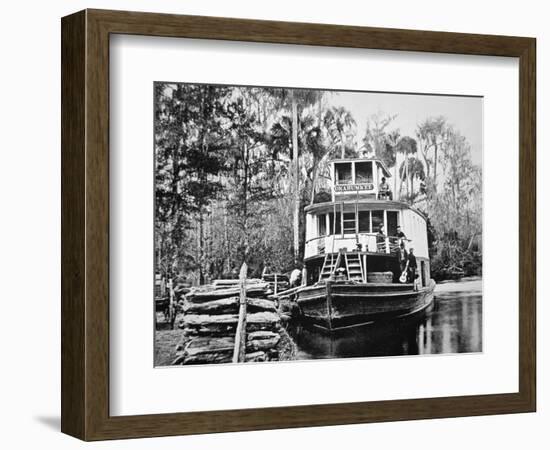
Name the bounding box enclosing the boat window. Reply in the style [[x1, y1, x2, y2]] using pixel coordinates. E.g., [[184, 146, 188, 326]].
[[387, 211, 398, 236], [343, 212, 356, 234], [329, 212, 341, 235], [372, 210, 384, 232], [355, 162, 373, 183], [358, 210, 370, 233], [317, 214, 327, 236], [335, 163, 352, 185]]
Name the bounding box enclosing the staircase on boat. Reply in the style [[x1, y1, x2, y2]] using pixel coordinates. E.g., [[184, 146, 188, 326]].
[[344, 253, 364, 281], [318, 251, 366, 283], [319, 253, 337, 282]]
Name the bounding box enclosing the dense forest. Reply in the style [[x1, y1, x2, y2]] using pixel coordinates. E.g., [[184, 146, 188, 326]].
[[154, 83, 482, 284]]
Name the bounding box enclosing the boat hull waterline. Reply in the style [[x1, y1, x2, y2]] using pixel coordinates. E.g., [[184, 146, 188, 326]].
[[295, 280, 436, 331]]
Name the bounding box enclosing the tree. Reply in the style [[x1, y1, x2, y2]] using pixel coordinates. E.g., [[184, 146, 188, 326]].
[[398, 156, 425, 202], [154, 83, 232, 282], [416, 116, 447, 192], [362, 113, 397, 163], [325, 106, 357, 159], [265, 88, 324, 264], [425, 126, 482, 279], [394, 136, 417, 199]]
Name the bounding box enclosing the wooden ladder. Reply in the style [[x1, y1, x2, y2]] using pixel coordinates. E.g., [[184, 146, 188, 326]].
[[319, 253, 337, 282], [344, 252, 365, 282]]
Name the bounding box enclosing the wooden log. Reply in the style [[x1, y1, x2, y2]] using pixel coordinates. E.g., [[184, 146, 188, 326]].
[[246, 336, 280, 352], [178, 334, 280, 358], [180, 337, 235, 357], [244, 351, 266, 362], [247, 331, 280, 341], [183, 297, 276, 314], [182, 314, 239, 326], [183, 312, 280, 327], [186, 283, 269, 301], [178, 353, 233, 365], [213, 278, 263, 286]]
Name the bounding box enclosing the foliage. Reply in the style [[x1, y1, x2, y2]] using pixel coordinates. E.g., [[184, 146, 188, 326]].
[[154, 84, 482, 283]]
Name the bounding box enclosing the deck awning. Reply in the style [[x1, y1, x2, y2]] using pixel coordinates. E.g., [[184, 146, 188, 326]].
[[305, 200, 412, 215]]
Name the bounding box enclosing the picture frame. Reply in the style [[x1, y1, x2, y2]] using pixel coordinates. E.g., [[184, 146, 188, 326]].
[[61, 8, 536, 441]]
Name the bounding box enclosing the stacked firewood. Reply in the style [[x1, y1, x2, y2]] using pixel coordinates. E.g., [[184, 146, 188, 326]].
[[366, 271, 394, 283], [173, 281, 283, 365]]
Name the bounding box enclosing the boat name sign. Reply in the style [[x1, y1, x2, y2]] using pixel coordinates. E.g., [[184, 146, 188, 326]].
[[334, 183, 374, 192]]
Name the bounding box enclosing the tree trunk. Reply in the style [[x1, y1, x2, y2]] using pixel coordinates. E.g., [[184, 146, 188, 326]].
[[309, 164, 317, 205], [242, 142, 249, 262], [291, 91, 300, 265], [393, 164, 397, 200], [223, 204, 231, 274], [433, 145, 438, 192], [405, 153, 410, 198], [198, 210, 204, 285]]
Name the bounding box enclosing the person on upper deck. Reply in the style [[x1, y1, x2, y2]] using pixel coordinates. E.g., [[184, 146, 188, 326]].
[[396, 225, 407, 247], [378, 177, 393, 200], [376, 225, 386, 252]]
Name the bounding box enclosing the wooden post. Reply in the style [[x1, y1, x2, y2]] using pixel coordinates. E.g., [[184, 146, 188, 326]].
[[232, 262, 248, 363], [168, 278, 175, 329], [274, 273, 278, 295]]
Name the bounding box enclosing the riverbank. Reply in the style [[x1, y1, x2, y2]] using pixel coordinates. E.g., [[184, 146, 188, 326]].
[[435, 276, 482, 294]]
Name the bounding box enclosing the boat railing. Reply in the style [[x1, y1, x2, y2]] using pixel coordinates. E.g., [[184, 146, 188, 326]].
[[305, 233, 412, 258]]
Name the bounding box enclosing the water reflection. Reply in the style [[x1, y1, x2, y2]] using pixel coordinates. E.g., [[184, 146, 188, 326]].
[[289, 279, 482, 360]]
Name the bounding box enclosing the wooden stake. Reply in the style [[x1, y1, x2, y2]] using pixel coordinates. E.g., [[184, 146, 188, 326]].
[[232, 262, 248, 363]]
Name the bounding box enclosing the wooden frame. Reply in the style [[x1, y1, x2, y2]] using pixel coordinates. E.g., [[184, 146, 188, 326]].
[[61, 9, 536, 441]]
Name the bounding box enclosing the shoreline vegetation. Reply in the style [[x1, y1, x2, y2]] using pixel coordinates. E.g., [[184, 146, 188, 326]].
[[154, 83, 482, 288]]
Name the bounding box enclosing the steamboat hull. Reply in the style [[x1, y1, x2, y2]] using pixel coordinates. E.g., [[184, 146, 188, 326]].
[[296, 280, 436, 331]]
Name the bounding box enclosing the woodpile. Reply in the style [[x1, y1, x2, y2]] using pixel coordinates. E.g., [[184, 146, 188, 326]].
[[185, 282, 270, 301], [366, 271, 394, 283], [173, 278, 284, 365]]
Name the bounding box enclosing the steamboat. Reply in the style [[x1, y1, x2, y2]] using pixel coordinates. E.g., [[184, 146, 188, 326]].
[[296, 158, 435, 331]]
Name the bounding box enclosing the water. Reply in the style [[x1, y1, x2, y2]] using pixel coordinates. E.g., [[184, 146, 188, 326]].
[[288, 278, 482, 360]]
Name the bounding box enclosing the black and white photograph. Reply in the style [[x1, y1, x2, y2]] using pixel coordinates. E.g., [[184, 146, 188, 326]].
[[153, 82, 483, 366]]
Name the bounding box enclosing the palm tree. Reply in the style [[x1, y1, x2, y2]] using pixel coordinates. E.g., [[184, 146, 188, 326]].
[[399, 157, 426, 203], [384, 130, 401, 199], [324, 106, 356, 159], [395, 136, 417, 199]]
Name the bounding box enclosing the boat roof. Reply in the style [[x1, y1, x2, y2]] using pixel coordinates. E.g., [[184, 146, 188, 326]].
[[305, 199, 428, 220], [330, 157, 392, 178]]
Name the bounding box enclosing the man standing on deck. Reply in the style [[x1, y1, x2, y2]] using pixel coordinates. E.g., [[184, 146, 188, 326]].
[[376, 225, 387, 252], [397, 241, 408, 274], [290, 267, 302, 288], [407, 248, 417, 283], [396, 225, 407, 243]]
